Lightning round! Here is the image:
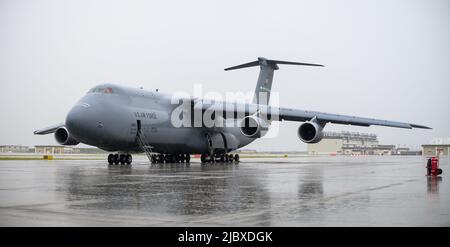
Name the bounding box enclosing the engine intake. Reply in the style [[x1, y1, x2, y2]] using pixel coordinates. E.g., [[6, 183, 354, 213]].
[[298, 121, 324, 143], [54, 127, 79, 145], [240, 116, 269, 138]]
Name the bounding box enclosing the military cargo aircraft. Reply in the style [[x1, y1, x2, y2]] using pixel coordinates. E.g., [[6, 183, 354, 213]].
[[34, 57, 430, 165]]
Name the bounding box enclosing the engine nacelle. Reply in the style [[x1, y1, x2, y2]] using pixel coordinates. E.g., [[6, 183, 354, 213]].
[[239, 116, 269, 138], [297, 121, 324, 143], [54, 127, 79, 145]]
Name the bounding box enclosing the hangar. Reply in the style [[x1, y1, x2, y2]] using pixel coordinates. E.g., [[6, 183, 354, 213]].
[[422, 144, 450, 156], [307, 131, 398, 155]]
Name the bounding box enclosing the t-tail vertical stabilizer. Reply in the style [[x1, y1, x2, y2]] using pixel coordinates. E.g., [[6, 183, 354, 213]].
[[224, 57, 324, 105]]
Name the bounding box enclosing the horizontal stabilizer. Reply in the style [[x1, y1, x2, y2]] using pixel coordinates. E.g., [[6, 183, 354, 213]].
[[224, 57, 324, 71], [34, 123, 64, 135], [224, 61, 260, 71]]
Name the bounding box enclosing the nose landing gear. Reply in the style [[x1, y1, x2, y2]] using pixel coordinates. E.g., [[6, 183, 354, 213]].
[[108, 153, 132, 165]]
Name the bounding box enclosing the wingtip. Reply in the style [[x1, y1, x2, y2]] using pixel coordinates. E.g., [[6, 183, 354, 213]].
[[410, 124, 432, 129]]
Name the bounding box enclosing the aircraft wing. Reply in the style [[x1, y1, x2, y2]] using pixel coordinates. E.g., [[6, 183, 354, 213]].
[[277, 108, 430, 129], [34, 123, 65, 135], [192, 99, 431, 129]]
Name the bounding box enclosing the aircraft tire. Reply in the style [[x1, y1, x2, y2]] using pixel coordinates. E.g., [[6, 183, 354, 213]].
[[119, 154, 126, 165], [185, 154, 191, 163], [108, 154, 114, 164], [200, 154, 207, 163], [228, 154, 234, 162], [151, 155, 156, 164], [126, 154, 132, 165], [164, 154, 169, 163], [113, 154, 120, 165], [180, 154, 185, 163], [165, 154, 174, 163], [234, 154, 239, 163]]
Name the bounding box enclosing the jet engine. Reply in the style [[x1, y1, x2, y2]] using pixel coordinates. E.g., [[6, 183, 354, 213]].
[[239, 116, 269, 138], [297, 121, 324, 143], [54, 127, 79, 145]]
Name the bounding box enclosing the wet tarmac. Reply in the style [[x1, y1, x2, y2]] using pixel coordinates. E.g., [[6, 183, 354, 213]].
[[0, 156, 449, 226]]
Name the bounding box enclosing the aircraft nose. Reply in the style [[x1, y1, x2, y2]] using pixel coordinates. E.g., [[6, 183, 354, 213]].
[[65, 103, 100, 143], [66, 104, 82, 124]]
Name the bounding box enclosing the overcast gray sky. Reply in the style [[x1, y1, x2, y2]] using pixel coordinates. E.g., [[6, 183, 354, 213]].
[[1, 0, 449, 151]]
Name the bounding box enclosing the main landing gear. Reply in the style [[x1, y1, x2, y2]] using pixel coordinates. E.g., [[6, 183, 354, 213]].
[[200, 153, 239, 164], [108, 153, 132, 165], [150, 154, 191, 164]]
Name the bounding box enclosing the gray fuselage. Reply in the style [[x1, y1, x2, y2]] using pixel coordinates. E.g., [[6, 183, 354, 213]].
[[65, 83, 255, 154]]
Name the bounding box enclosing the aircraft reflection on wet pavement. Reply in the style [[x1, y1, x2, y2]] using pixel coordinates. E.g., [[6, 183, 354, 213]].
[[57, 162, 272, 224]]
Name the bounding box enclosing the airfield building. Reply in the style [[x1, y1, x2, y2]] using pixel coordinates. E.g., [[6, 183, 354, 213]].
[[307, 131, 397, 155], [0, 145, 30, 153], [34, 145, 105, 154], [422, 144, 450, 156], [422, 138, 450, 156]]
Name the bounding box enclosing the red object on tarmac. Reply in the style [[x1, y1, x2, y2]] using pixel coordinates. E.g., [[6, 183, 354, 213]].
[[427, 157, 443, 176]]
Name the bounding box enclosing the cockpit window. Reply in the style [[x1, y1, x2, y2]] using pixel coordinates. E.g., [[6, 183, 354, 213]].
[[88, 87, 114, 94]]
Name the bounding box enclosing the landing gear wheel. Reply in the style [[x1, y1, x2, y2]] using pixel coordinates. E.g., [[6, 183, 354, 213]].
[[180, 154, 185, 163], [174, 154, 181, 163], [125, 154, 132, 165], [228, 154, 234, 162], [119, 154, 126, 165], [151, 155, 157, 164], [201, 154, 207, 163], [185, 154, 191, 163], [113, 154, 119, 165], [165, 154, 174, 163], [108, 154, 114, 165], [158, 154, 164, 163], [220, 154, 225, 163], [234, 154, 240, 163]]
